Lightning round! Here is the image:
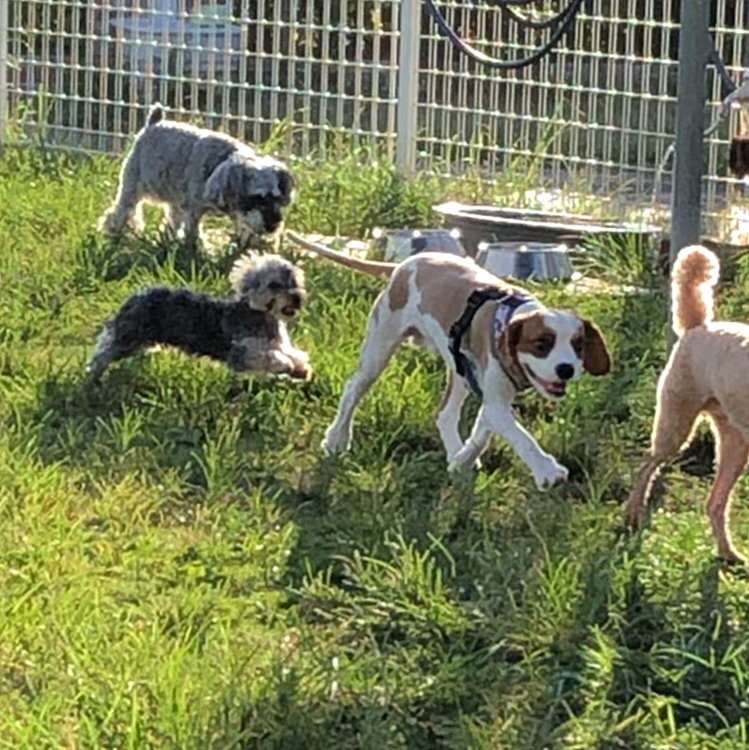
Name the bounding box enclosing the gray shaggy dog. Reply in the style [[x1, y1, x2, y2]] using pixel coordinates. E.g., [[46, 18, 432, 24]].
[[99, 104, 295, 244], [86, 254, 311, 381]]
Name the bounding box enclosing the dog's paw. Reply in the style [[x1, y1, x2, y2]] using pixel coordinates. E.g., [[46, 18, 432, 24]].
[[321, 427, 350, 455], [447, 453, 482, 473], [289, 361, 313, 380], [718, 548, 747, 567], [622, 496, 647, 532], [532, 457, 568, 490], [447, 440, 486, 473], [622, 507, 642, 532]]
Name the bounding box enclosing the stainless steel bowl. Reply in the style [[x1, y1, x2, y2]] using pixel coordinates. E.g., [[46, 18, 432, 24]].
[[373, 228, 466, 262], [476, 241, 574, 281]]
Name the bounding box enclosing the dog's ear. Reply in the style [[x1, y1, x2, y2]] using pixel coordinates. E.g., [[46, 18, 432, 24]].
[[276, 168, 295, 204], [205, 159, 250, 212], [229, 252, 262, 300], [581, 318, 611, 376], [227, 161, 248, 197], [498, 315, 525, 365], [204, 161, 233, 210]]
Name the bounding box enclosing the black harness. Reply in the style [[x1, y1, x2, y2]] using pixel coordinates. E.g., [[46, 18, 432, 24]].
[[448, 287, 532, 398]]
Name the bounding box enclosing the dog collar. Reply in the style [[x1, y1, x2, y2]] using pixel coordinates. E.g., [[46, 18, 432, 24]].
[[493, 294, 539, 393], [449, 286, 536, 398]]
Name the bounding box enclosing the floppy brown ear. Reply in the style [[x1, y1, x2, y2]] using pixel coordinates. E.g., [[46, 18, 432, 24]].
[[582, 318, 611, 376], [498, 316, 525, 364]]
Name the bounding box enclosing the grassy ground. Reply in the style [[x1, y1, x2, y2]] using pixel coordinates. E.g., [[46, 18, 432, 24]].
[[2, 143, 749, 750]]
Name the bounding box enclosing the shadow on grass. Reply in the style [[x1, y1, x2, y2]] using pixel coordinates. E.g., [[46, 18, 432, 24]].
[[607, 561, 744, 730], [16, 265, 747, 747], [12, 366, 321, 493], [72, 230, 241, 287]]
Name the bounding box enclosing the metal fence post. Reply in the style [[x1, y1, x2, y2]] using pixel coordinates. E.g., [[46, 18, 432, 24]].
[[396, 0, 420, 174], [668, 0, 711, 347], [0, 0, 8, 145]]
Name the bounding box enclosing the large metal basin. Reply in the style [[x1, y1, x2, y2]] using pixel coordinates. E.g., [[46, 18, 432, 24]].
[[434, 202, 660, 257]]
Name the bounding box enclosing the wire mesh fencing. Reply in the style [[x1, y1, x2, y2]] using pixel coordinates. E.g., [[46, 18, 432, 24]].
[[2, 1, 748, 237]]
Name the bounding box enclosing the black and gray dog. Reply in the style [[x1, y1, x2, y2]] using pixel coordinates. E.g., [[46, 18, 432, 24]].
[[86, 254, 311, 381]]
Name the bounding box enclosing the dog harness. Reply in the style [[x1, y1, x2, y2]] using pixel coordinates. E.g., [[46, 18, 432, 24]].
[[448, 286, 535, 398]]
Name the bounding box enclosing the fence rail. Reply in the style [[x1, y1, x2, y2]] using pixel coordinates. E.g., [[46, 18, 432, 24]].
[[2, 1, 749, 239]]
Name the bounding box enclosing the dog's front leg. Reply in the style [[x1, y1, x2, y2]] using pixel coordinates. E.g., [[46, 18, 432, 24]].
[[448, 406, 492, 471], [228, 340, 310, 379], [277, 345, 312, 380], [275, 327, 312, 379], [452, 402, 568, 489]]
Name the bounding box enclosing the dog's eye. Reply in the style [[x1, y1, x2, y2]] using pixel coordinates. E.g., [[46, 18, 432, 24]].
[[534, 336, 554, 356], [571, 335, 583, 357], [267, 281, 283, 291]]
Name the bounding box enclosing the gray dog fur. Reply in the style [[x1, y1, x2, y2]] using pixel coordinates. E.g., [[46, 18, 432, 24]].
[[99, 104, 295, 243], [86, 253, 311, 381]]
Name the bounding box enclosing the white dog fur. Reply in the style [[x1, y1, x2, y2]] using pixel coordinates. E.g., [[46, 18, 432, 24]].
[[287, 232, 612, 488], [99, 104, 294, 243]]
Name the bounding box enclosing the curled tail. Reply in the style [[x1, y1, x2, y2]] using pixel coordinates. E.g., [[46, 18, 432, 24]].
[[146, 103, 164, 127], [671, 245, 719, 337]]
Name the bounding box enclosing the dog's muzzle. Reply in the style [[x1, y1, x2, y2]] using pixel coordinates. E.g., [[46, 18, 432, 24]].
[[237, 201, 284, 234], [281, 290, 305, 318], [260, 205, 284, 233]]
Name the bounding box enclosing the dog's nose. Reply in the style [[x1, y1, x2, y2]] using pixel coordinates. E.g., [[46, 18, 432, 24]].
[[289, 291, 302, 307], [555, 363, 575, 381]]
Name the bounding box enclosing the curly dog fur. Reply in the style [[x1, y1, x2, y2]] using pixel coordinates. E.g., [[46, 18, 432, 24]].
[[86, 254, 311, 381], [99, 104, 294, 244], [624, 244, 749, 563]]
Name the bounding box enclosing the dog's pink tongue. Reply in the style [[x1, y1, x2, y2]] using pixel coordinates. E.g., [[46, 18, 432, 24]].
[[535, 373, 565, 395]]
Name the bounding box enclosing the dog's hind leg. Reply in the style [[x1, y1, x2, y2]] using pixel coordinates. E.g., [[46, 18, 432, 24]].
[[623, 375, 701, 531], [323, 294, 405, 454], [86, 323, 119, 380], [86, 322, 146, 380], [436, 371, 470, 462], [100, 156, 145, 234], [705, 412, 749, 563]]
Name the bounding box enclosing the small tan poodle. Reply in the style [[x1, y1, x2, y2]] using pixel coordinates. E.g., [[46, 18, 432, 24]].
[[624, 244, 749, 563]]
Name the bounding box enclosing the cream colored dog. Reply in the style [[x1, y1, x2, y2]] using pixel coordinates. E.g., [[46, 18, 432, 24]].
[[624, 245, 749, 563], [287, 231, 611, 488]]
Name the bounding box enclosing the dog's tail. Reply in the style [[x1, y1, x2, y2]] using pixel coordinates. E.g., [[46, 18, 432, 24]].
[[285, 230, 396, 279], [146, 103, 164, 127], [671, 244, 719, 337]]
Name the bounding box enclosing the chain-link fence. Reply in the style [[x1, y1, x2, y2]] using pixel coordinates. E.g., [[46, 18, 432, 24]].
[[2, 1, 748, 236]]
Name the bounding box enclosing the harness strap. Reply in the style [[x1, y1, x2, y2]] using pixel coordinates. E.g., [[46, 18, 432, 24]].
[[448, 286, 531, 398]]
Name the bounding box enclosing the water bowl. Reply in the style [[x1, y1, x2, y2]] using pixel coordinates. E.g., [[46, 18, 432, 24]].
[[476, 241, 574, 281], [373, 227, 466, 262]]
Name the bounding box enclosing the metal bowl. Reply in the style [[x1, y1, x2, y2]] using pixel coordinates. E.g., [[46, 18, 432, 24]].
[[373, 227, 466, 262], [476, 241, 574, 281], [434, 201, 661, 257]]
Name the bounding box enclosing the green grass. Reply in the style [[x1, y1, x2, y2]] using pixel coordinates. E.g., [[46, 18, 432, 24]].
[[2, 141, 749, 750]]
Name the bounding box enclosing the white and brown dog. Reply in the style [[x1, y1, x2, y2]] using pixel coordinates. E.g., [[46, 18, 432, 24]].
[[287, 232, 611, 488]]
